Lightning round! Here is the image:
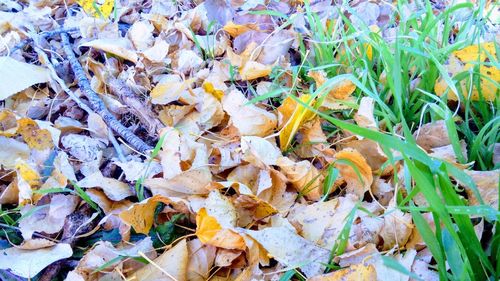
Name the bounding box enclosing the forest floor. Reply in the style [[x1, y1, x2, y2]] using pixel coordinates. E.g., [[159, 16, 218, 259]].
[[0, 0, 499, 280]]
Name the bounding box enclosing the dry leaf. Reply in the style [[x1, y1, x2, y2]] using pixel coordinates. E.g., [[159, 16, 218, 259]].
[[195, 208, 246, 250], [18, 195, 79, 239], [187, 239, 216, 281], [354, 97, 377, 129], [277, 156, 324, 200], [0, 109, 18, 136], [241, 226, 330, 278], [119, 195, 172, 234], [80, 39, 138, 63], [462, 169, 499, 208], [0, 57, 50, 100], [241, 136, 281, 167], [77, 0, 114, 18], [77, 171, 133, 201], [222, 89, 277, 137], [309, 264, 377, 281], [279, 94, 316, 151], [17, 117, 54, 150], [335, 148, 373, 197], [435, 42, 499, 101], [132, 239, 189, 281], [144, 169, 212, 197], [414, 120, 450, 151], [379, 208, 413, 250], [0, 243, 72, 278]]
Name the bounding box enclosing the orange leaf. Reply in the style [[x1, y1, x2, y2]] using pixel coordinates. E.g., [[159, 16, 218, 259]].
[[119, 195, 172, 234], [195, 208, 246, 250]]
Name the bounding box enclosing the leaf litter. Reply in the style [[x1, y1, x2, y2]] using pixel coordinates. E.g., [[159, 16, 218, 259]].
[[0, 0, 498, 280]]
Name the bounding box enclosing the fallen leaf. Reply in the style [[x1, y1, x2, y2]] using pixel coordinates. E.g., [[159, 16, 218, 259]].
[[195, 208, 246, 250], [378, 207, 413, 250], [222, 89, 277, 137], [354, 97, 377, 130], [276, 156, 324, 200], [144, 169, 212, 197], [335, 148, 373, 197], [18, 194, 79, 239], [187, 239, 216, 281], [77, 171, 134, 201], [239, 60, 273, 80], [309, 263, 377, 281], [462, 169, 499, 208], [0, 109, 18, 136], [241, 136, 281, 167], [279, 94, 316, 151], [435, 42, 499, 101], [119, 195, 172, 234], [80, 38, 138, 63], [0, 136, 30, 169], [309, 71, 356, 101], [0, 57, 50, 100], [0, 243, 73, 278], [241, 226, 330, 278], [77, 0, 114, 18], [17, 117, 54, 150], [414, 120, 450, 151]]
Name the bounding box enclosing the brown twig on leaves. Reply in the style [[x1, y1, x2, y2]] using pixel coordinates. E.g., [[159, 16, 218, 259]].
[[107, 78, 163, 137], [60, 32, 152, 152]]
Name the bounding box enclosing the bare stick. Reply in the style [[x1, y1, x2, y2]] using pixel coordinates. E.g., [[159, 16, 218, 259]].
[[34, 45, 128, 161], [60, 32, 152, 152]]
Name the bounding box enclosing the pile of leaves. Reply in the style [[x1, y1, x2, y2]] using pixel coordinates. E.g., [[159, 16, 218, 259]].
[[0, 0, 498, 280]]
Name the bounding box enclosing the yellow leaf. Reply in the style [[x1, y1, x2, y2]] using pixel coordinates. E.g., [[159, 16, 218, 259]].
[[223, 21, 258, 37], [202, 82, 224, 101], [334, 148, 373, 197], [0, 110, 18, 137], [119, 195, 172, 234], [195, 208, 246, 250], [279, 94, 316, 151], [435, 42, 498, 101], [309, 264, 377, 281], [15, 160, 41, 187], [77, 0, 114, 18], [240, 61, 272, 81], [17, 118, 53, 150]]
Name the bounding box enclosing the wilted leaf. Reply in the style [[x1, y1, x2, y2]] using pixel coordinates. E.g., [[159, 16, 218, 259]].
[[77, 171, 134, 201], [0, 57, 50, 100], [335, 148, 373, 197], [17, 118, 54, 150]]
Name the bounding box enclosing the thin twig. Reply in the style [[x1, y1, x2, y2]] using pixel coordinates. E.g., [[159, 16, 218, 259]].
[[60, 32, 152, 152], [34, 45, 127, 161]]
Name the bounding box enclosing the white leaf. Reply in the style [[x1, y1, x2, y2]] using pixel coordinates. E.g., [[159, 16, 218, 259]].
[[0, 57, 50, 100], [0, 243, 72, 278]]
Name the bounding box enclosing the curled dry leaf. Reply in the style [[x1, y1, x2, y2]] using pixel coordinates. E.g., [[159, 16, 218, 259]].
[[222, 89, 277, 137], [0, 243, 73, 278], [354, 97, 377, 130], [187, 239, 216, 281], [276, 156, 324, 201], [379, 208, 413, 250], [335, 148, 373, 197], [309, 71, 356, 104]]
